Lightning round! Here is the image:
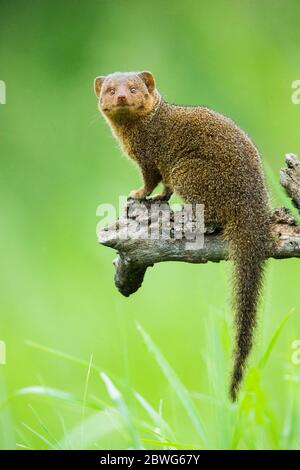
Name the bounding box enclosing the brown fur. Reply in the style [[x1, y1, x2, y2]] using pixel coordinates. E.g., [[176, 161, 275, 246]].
[[94, 71, 273, 401]]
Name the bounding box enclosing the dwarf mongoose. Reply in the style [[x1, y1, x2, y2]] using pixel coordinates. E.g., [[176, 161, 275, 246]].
[[94, 71, 272, 401]]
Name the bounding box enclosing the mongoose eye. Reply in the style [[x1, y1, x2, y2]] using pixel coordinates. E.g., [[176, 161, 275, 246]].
[[108, 88, 115, 96], [130, 87, 136, 94]]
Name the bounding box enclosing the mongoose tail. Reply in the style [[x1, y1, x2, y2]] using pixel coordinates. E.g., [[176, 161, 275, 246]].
[[226, 217, 269, 401]]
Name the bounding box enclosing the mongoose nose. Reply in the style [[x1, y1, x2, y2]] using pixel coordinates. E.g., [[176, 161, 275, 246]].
[[117, 95, 128, 105]]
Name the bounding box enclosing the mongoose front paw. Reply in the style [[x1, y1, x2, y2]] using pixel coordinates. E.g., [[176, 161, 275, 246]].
[[128, 188, 148, 200]]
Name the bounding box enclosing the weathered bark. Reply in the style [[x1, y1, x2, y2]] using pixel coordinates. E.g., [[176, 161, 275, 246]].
[[98, 154, 300, 297], [280, 153, 300, 211]]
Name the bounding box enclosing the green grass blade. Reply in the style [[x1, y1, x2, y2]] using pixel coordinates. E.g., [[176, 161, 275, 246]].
[[142, 438, 197, 449], [26, 340, 101, 372], [0, 386, 100, 412], [134, 391, 174, 440], [258, 309, 295, 369], [25, 340, 121, 385], [100, 372, 142, 449], [28, 404, 64, 450], [0, 370, 15, 449], [60, 408, 123, 450], [136, 322, 207, 446], [81, 354, 93, 448], [21, 422, 57, 450]]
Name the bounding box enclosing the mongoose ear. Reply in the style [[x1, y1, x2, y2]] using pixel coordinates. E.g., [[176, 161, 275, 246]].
[[138, 71, 155, 94], [94, 76, 106, 97]]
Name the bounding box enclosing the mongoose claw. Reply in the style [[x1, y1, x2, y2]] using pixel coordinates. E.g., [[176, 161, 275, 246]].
[[128, 188, 148, 200], [150, 194, 171, 202]]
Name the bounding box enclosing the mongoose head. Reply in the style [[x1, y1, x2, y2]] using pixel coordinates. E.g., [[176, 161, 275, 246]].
[[94, 71, 157, 120]]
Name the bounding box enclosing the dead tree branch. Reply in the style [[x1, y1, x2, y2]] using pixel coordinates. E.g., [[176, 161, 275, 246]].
[[98, 154, 300, 297], [280, 153, 300, 211]]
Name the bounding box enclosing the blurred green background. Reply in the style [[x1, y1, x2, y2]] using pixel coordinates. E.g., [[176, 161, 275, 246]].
[[0, 0, 300, 450]]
